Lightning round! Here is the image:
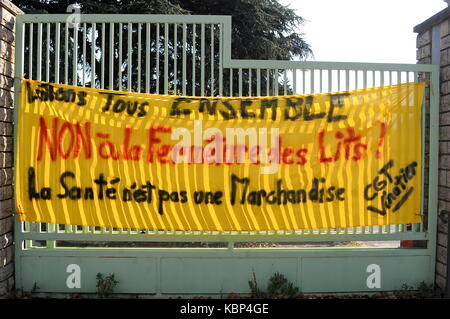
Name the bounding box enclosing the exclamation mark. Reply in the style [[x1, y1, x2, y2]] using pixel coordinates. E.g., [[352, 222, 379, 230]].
[[375, 122, 387, 159]]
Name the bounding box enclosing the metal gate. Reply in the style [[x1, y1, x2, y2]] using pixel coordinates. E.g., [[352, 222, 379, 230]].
[[13, 14, 439, 297]]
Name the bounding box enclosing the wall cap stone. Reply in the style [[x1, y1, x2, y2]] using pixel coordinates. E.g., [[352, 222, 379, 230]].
[[414, 7, 450, 34], [0, 0, 23, 16]]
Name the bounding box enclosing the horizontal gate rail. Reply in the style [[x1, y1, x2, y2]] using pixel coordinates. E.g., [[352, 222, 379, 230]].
[[15, 227, 430, 243]]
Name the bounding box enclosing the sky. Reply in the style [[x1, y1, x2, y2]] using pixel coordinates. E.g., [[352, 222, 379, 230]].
[[279, 0, 448, 63]]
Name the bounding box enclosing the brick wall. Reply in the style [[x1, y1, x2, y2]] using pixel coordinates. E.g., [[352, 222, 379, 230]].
[[0, 0, 21, 299], [415, 6, 450, 294], [437, 18, 450, 293]]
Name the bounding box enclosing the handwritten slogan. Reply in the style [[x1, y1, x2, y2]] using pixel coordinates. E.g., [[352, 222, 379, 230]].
[[15, 80, 425, 230]]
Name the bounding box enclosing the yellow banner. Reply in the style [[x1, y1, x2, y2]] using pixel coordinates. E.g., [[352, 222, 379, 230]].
[[15, 80, 425, 231]]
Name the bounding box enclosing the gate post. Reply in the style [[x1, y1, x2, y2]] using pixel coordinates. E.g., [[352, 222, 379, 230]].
[[415, 5, 450, 295], [0, 0, 22, 299]]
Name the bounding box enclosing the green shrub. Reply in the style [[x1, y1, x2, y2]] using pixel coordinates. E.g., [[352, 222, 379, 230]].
[[96, 273, 119, 298], [249, 272, 299, 299]]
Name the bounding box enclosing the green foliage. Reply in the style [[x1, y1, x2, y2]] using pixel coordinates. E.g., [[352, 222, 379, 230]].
[[13, 0, 312, 60], [248, 271, 266, 298], [96, 273, 119, 299], [416, 281, 435, 298], [394, 283, 415, 298], [249, 272, 299, 299], [12, 0, 311, 95], [394, 281, 436, 299], [266, 272, 299, 298], [31, 282, 40, 294], [172, 0, 312, 61]]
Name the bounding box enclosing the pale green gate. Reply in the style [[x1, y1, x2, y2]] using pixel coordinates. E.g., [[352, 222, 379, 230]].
[[13, 14, 440, 297]]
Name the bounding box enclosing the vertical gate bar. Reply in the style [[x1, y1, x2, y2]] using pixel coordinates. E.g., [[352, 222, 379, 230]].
[[292, 69, 296, 94], [318, 69, 322, 94], [73, 23, 78, 85], [91, 23, 96, 88], [82, 225, 90, 234], [192, 24, 195, 96], [230, 68, 233, 96], [82, 23, 87, 86], [420, 95, 426, 234], [64, 23, 68, 84], [271, 70, 274, 95], [164, 23, 168, 95], [145, 23, 150, 93], [100, 226, 108, 234], [14, 20, 25, 287], [156, 23, 160, 94], [266, 69, 270, 96], [343, 70, 350, 234], [28, 23, 33, 80], [37, 23, 42, 81], [350, 70, 356, 239], [418, 71, 425, 233], [337, 69, 341, 91], [319, 69, 323, 93], [256, 68, 261, 96], [210, 24, 214, 96], [55, 23, 60, 83], [200, 24, 205, 96], [274, 69, 278, 95], [310, 69, 314, 94], [328, 69, 332, 93], [174, 24, 178, 94], [219, 23, 223, 96], [396, 71, 403, 233], [363, 70, 367, 89], [64, 12, 74, 233], [377, 72, 385, 236], [345, 70, 350, 91], [249, 68, 252, 96], [137, 23, 141, 92], [109, 23, 114, 90], [45, 23, 55, 249], [283, 69, 287, 95], [46, 23, 50, 82], [46, 225, 56, 248], [182, 23, 187, 96], [118, 23, 122, 90], [101, 23, 105, 89], [238, 68, 242, 97], [397, 71, 404, 233], [128, 22, 132, 92]]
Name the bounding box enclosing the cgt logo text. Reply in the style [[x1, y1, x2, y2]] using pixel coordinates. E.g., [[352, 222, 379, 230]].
[[364, 159, 418, 216], [180, 303, 269, 316]]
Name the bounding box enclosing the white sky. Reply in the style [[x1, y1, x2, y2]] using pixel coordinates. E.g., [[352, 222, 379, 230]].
[[280, 0, 448, 63]]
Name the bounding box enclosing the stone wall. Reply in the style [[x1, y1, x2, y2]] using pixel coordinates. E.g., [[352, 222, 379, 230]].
[[0, 0, 21, 299], [415, 6, 450, 294]]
